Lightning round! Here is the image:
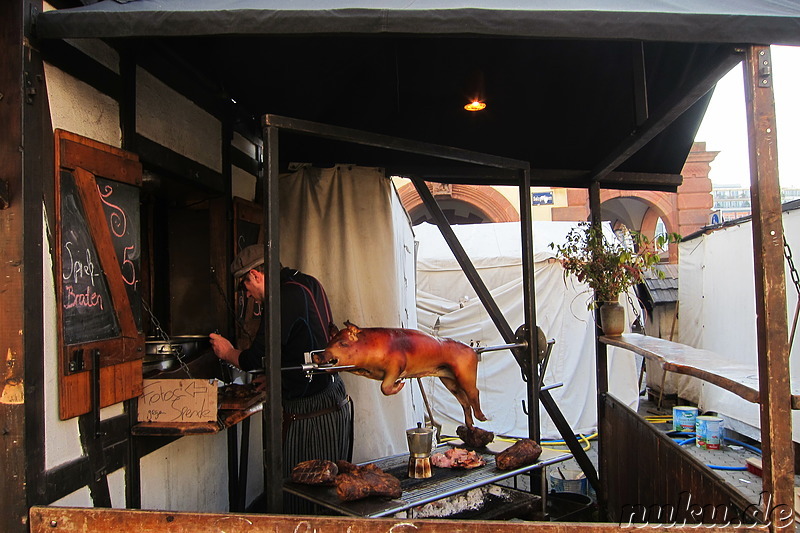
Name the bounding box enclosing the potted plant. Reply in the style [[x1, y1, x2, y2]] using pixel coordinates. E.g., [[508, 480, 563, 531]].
[[549, 222, 680, 335]]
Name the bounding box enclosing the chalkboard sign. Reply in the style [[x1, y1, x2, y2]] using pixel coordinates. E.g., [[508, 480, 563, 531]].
[[236, 218, 260, 254], [96, 176, 142, 331], [233, 198, 263, 348], [60, 170, 121, 344]]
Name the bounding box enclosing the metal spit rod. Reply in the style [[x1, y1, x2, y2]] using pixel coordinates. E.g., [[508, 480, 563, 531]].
[[474, 341, 528, 354], [281, 362, 357, 373]]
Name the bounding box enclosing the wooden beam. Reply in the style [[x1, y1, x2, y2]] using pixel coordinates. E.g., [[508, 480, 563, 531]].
[[390, 165, 682, 190], [263, 114, 529, 171], [1, 2, 30, 532], [744, 44, 794, 530], [632, 41, 649, 127], [588, 47, 743, 183], [134, 134, 225, 193]]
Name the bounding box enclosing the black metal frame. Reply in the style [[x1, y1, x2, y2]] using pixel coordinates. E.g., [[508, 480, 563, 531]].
[[259, 113, 599, 512]]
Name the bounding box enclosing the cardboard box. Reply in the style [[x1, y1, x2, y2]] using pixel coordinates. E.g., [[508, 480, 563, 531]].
[[138, 379, 218, 423]]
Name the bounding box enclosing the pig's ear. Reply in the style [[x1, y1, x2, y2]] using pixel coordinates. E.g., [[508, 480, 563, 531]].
[[328, 323, 339, 338], [344, 321, 361, 341]]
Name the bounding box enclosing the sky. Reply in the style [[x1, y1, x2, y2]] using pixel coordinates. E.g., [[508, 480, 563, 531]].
[[695, 45, 800, 188]]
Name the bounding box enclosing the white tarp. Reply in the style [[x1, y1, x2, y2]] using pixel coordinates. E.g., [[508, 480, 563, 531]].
[[414, 221, 641, 440], [678, 207, 800, 443], [280, 165, 423, 462]]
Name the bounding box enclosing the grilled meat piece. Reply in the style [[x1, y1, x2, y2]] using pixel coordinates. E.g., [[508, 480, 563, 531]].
[[334, 462, 402, 501], [430, 447, 486, 469], [495, 438, 542, 470], [290, 459, 338, 485], [456, 425, 495, 448]]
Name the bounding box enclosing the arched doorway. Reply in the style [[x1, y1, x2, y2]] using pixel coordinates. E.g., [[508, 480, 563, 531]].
[[600, 195, 677, 263], [397, 182, 519, 225]]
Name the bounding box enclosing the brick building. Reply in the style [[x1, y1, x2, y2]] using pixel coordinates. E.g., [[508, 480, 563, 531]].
[[397, 142, 718, 262]]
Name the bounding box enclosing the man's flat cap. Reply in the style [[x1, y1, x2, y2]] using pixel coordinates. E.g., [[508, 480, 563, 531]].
[[231, 245, 265, 279]]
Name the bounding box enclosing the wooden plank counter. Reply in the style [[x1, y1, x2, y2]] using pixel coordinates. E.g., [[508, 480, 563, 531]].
[[600, 333, 800, 409], [131, 401, 263, 436]]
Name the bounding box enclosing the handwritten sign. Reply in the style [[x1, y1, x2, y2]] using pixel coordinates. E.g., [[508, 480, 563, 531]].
[[96, 176, 142, 331], [137, 379, 218, 423], [60, 170, 121, 345]]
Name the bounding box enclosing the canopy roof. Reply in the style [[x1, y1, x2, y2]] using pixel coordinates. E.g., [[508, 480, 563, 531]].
[[36, 1, 800, 190]]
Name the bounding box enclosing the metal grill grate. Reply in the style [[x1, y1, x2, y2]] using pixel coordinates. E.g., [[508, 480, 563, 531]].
[[284, 446, 571, 517]]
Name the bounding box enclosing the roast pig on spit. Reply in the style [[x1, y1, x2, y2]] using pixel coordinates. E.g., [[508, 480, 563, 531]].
[[313, 322, 487, 428]]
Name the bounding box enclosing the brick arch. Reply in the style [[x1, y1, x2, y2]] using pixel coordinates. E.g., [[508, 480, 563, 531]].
[[397, 182, 519, 223], [600, 190, 677, 237], [601, 190, 678, 262]]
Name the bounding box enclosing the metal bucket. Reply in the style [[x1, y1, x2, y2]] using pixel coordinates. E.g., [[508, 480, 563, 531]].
[[549, 468, 588, 496], [672, 406, 698, 432], [696, 415, 724, 449]]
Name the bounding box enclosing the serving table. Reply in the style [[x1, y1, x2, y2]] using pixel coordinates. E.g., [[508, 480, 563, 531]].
[[284, 445, 572, 518]]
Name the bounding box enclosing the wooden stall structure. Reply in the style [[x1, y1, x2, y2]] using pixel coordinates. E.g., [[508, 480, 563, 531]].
[[3, 1, 800, 532]]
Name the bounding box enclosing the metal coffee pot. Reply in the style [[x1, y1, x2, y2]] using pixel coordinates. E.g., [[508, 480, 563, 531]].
[[406, 422, 434, 478]]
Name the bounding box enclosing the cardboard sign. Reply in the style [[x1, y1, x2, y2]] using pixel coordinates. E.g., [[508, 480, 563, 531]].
[[138, 379, 218, 423]]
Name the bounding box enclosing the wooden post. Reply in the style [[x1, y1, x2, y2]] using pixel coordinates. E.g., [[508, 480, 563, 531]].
[[0, 2, 28, 532], [518, 168, 540, 442], [588, 181, 609, 516], [744, 44, 794, 530], [262, 123, 284, 513]]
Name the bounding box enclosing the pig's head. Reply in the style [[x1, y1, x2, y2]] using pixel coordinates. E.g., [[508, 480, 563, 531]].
[[312, 321, 362, 365]]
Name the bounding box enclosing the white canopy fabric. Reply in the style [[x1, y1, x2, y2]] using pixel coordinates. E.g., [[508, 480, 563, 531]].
[[414, 221, 641, 440], [279, 165, 422, 462], [678, 208, 800, 443]]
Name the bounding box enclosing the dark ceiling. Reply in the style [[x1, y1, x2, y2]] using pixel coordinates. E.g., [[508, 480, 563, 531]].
[[150, 35, 730, 188], [39, 2, 789, 190]]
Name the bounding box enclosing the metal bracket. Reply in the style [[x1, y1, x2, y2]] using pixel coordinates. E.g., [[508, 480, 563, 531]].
[[24, 71, 37, 105], [91, 349, 106, 438], [757, 48, 772, 88]]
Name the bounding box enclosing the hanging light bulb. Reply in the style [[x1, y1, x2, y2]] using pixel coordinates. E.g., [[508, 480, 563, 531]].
[[464, 100, 487, 112], [463, 68, 487, 112]]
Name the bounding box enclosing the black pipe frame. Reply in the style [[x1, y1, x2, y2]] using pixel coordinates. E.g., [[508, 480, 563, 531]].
[[259, 114, 599, 506]]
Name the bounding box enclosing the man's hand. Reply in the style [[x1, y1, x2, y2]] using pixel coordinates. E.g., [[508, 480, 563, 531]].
[[209, 333, 242, 369], [252, 374, 267, 392]]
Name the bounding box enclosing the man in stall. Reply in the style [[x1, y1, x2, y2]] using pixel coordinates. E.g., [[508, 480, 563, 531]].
[[210, 245, 353, 513]]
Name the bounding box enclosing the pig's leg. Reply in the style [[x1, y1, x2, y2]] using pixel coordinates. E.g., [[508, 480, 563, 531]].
[[449, 354, 488, 423], [439, 376, 475, 428], [380, 363, 405, 395]]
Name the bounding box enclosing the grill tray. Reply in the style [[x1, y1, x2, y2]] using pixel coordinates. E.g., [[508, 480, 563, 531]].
[[284, 446, 571, 517]]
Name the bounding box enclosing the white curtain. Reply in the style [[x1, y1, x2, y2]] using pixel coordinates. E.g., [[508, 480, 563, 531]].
[[679, 211, 800, 443], [279, 165, 421, 462], [414, 221, 640, 440]]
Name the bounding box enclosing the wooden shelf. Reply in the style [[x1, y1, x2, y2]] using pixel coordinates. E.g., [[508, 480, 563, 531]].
[[600, 333, 800, 409]]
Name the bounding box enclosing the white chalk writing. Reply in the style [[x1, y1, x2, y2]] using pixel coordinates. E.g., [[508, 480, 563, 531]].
[[62, 242, 101, 286]]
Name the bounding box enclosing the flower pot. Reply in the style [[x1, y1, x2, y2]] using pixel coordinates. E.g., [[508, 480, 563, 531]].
[[599, 301, 625, 335]]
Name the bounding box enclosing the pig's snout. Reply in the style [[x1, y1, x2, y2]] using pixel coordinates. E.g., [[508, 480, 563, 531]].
[[311, 350, 337, 365]]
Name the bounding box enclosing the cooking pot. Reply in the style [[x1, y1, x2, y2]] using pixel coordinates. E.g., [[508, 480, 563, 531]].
[[145, 335, 211, 361]]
